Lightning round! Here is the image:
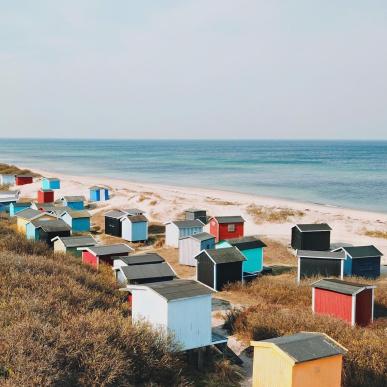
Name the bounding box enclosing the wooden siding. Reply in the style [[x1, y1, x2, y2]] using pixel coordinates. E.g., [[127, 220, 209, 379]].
[[216, 261, 243, 291], [15, 176, 33, 185], [122, 219, 148, 242], [82, 251, 98, 268], [37, 190, 54, 203], [196, 252, 214, 289], [351, 257, 380, 279], [355, 289, 373, 326], [209, 219, 244, 242], [299, 258, 341, 279], [105, 216, 122, 237], [314, 288, 352, 324], [291, 228, 330, 251]]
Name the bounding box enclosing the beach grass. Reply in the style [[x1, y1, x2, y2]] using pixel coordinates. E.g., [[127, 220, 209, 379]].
[[363, 229, 387, 239], [0, 163, 40, 177], [247, 204, 304, 223]]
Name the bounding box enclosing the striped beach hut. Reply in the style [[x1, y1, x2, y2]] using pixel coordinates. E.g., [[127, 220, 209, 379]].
[[164, 220, 204, 248], [179, 232, 215, 266], [89, 186, 110, 202]]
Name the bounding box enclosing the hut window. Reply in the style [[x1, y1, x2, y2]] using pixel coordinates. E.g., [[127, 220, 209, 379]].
[[228, 224, 235, 232]]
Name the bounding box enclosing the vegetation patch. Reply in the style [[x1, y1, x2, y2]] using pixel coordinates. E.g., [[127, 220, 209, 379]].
[[0, 163, 40, 177], [247, 204, 304, 223], [364, 229, 387, 239]]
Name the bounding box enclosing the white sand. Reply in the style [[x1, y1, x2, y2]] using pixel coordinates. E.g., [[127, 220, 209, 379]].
[[13, 166, 387, 264]]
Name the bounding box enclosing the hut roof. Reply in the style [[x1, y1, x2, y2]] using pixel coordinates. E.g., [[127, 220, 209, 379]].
[[180, 232, 215, 242], [297, 250, 345, 260], [340, 245, 383, 258], [61, 196, 86, 202], [122, 214, 148, 223], [84, 244, 133, 256], [198, 247, 246, 264], [166, 220, 204, 228], [51, 235, 97, 248], [258, 332, 346, 363], [61, 209, 90, 219], [212, 216, 245, 224], [44, 177, 59, 181], [16, 208, 44, 220], [295, 223, 332, 232], [225, 236, 266, 250], [311, 278, 376, 295], [32, 219, 71, 232], [12, 202, 32, 208], [185, 208, 206, 213], [116, 253, 165, 266], [105, 209, 126, 219], [121, 262, 175, 281]]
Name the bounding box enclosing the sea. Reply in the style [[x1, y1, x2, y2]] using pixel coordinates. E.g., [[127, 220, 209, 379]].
[[0, 139, 386, 213]]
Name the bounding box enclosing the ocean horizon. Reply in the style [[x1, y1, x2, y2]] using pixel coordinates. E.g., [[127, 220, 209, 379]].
[[0, 139, 386, 213]]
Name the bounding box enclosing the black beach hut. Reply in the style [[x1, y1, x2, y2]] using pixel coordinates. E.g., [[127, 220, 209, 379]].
[[104, 210, 125, 237], [291, 223, 332, 251]]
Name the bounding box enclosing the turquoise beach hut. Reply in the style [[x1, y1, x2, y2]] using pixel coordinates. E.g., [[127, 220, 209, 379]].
[[60, 196, 86, 210], [42, 177, 60, 190], [89, 186, 110, 202], [9, 202, 32, 217], [60, 209, 91, 233], [216, 236, 266, 274]]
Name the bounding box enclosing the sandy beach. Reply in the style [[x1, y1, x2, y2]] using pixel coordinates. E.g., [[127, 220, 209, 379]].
[[13, 165, 387, 264]]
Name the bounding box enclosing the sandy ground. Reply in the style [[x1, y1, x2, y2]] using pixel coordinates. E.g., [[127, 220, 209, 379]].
[[13, 166, 387, 264]]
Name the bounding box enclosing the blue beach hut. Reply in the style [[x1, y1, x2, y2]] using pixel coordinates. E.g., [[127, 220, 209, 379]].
[[121, 214, 148, 242], [42, 177, 60, 190], [216, 236, 266, 274], [60, 196, 86, 210], [89, 186, 110, 202], [60, 209, 91, 233], [10, 202, 32, 217], [0, 174, 16, 186]]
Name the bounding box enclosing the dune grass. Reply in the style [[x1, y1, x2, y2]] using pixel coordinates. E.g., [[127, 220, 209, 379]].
[[247, 204, 304, 224], [0, 163, 40, 177], [222, 274, 387, 387], [364, 229, 387, 239]]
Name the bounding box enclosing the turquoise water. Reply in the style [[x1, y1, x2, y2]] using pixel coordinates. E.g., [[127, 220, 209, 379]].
[[0, 139, 386, 213]]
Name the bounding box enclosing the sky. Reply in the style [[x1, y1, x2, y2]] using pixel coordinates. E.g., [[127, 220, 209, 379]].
[[0, 1, 386, 139]]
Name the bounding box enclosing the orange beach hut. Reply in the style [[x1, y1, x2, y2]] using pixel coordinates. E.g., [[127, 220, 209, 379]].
[[250, 332, 347, 387]]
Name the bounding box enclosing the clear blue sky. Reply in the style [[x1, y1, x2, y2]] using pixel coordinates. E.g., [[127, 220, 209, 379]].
[[1, 1, 386, 139]]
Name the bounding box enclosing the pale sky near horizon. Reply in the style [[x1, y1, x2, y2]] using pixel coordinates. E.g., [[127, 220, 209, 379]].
[[1, 1, 386, 139]]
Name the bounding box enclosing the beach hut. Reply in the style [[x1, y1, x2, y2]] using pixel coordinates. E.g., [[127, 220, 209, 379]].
[[27, 219, 71, 246], [333, 246, 382, 279], [0, 190, 20, 212], [179, 232, 215, 266], [104, 210, 126, 236], [37, 189, 54, 204], [297, 250, 346, 283], [121, 214, 148, 242], [209, 216, 245, 243], [60, 209, 91, 232], [123, 279, 226, 351], [16, 208, 56, 234], [89, 186, 110, 202], [164, 220, 204, 248], [195, 247, 246, 291], [51, 235, 97, 257], [0, 174, 15, 186], [42, 177, 60, 190], [311, 278, 376, 326], [81, 244, 133, 269], [60, 196, 86, 210], [216, 236, 266, 274], [291, 223, 331, 251], [250, 332, 347, 387], [31, 202, 58, 213], [185, 208, 207, 224], [9, 202, 32, 217], [113, 253, 166, 271], [15, 175, 33, 186]]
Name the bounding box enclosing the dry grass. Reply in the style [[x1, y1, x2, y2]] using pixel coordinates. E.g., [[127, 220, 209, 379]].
[[0, 184, 10, 191], [263, 238, 296, 266], [222, 274, 387, 387], [247, 204, 304, 224], [364, 229, 387, 239], [149, 200, 158, 206], [0, 163, 40, 177], [205, 198, 235, 206], [157, 247, 196, 278]]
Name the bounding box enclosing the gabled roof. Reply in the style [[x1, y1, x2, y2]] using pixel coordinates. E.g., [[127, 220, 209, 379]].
[[83, 243, 133, 256], [61, 209, 91, 219], [61, 196, 86, 202], [105, 209, 145, 219], [311, 278, 376, 295], [297, 250, 345, 260], [32, 219, 71, 232], [255, 332, 347, 363], [165, 220, 204, 228], [0, 190, 20, 198], [338, 245, 383, 258], [295, 223, 332, 232], [225, 236, 266, 250], [212, 216, 245, 224], [51, 235, 97, 248], [197, 247, 246, 264], [105, 209, 126, 219], [141, 279, 214, 301], [16, 208, 46, 220], [121, 262, 176, 281], [89, 185, 106, 190], [180, 232, 215, 242], [11, 202, 32, 208], [116, 253, 165, 266], [122, 214, 148, 223]]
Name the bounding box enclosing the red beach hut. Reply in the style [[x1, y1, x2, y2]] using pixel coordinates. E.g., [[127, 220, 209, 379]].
[[15, 175, 33, 186], [37, 189, 54, 203], [209, 216, 245, 242], [81, 244, 133, 270], [312, 278, 376, 326]]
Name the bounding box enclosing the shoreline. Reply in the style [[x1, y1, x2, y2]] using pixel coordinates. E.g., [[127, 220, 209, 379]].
[[9, 163, 387, 263]]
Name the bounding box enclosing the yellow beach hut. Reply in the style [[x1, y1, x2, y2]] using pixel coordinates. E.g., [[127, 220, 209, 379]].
[[250, 332, 347, 387], [16, 208, 57, 234]]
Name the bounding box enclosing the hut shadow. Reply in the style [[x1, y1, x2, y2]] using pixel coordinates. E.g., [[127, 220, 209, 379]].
[[149, 223, 165, 234], [374, 303, 387, 319], [212, 298, 232, 312], [268, 265, 296, 275]]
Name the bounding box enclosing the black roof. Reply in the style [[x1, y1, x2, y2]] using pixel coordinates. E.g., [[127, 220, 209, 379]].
[[168, 220, 204, 228], [213, 216, 245, 224], [180, 232, 215, 242], [226, 236, 266, 250], [12, 202, 32, 207], [105, 210, 125, 219], [33, 219, 71, 232], [86, 244, 133, 256], [340, 245, 383, 258], [185, 208, 206, 213], [297, 250, 345, 260], [145, 279, 213, 301], [121, 263, 175, 281], [52, 235, 97, 248], [199, 247, 246, 264], [261, 332, 346, 363], [17, 208, 43, 220], [312, 278, 375, 295], [117, 253, 165, 265], [124, 214, 148, 223], [295, 223, 332, 232]]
